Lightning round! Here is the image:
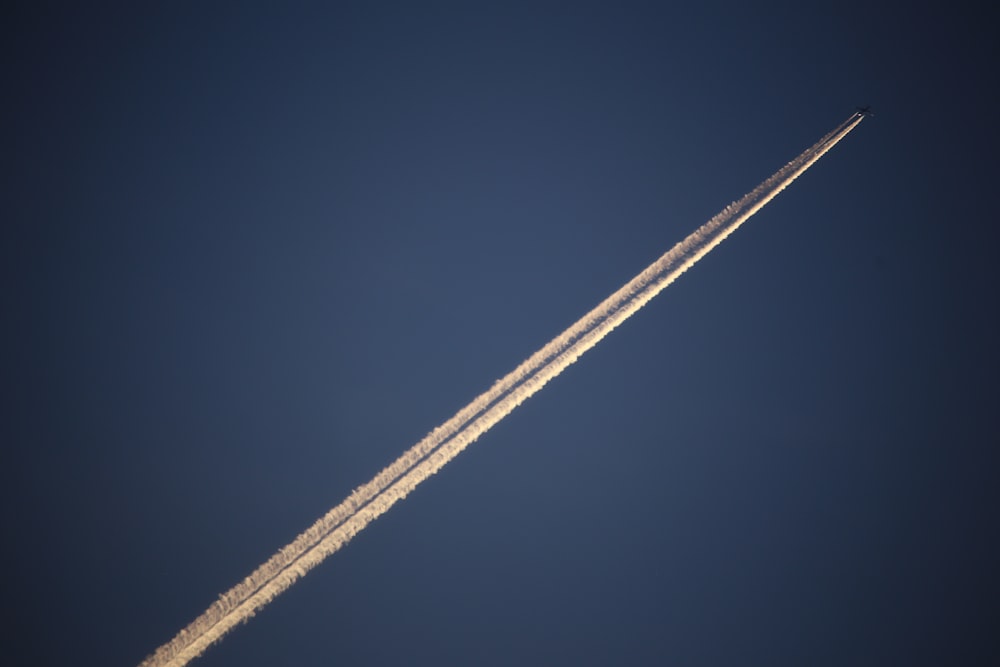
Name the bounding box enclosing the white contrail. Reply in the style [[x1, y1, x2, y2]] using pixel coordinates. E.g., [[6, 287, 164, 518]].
[[142, 112, 863, 666], [140, 113, 863, 667]]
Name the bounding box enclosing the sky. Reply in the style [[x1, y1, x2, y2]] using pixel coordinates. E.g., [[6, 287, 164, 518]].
[[4, 2, 998, 666]]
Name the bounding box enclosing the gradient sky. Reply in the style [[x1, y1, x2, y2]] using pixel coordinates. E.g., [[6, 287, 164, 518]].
[[4, 3, 998, 666]]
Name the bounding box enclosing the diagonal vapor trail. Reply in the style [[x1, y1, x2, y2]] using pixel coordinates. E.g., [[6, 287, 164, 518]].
[[140, 113, 864, 667]]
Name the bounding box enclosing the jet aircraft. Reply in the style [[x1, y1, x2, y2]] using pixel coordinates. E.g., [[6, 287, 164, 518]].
[[856, 105, 875, 117]]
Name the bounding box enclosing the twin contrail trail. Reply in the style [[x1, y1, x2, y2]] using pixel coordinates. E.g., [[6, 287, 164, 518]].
[[140, 113, 864, 667]]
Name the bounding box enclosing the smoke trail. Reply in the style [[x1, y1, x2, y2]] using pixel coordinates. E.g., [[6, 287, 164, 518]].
[[142, 112, 864, 666], [140, 113, 863, 667]]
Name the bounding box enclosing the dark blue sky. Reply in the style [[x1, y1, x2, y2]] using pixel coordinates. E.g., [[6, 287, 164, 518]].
[[5, 3, 997, 666]]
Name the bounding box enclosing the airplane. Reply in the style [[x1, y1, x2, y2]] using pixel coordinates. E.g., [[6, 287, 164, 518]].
[[856, 105, 875, 117]]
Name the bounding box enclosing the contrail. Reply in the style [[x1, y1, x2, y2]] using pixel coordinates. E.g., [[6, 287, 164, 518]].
[[140, 113, 864, 667]]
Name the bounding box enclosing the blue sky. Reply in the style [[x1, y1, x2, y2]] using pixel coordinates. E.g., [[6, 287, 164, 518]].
[[4, 3, 997, 665]]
